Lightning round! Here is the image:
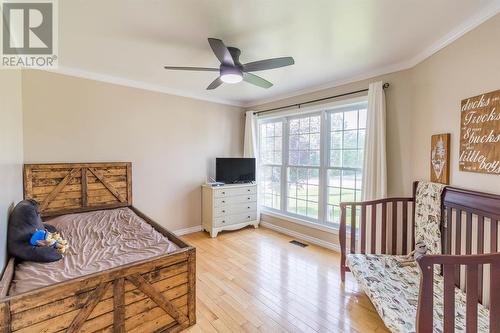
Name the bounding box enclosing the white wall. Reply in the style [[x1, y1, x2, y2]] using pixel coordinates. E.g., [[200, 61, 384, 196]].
[[22, 70, 244, 232], [0, 70, 24, 274]]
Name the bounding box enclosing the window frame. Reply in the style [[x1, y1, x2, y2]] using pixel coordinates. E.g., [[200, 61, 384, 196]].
[[257, 98, 368, 230]]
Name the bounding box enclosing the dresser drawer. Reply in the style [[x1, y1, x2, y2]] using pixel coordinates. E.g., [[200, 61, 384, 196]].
[[214, 194, 256, 206], [213, 186, 256, 198], [214, 202, 257, 217], [215, 212, 257, 227]]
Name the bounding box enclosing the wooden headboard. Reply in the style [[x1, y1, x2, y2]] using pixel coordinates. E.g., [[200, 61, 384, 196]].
[[23, 162, 132, 217]]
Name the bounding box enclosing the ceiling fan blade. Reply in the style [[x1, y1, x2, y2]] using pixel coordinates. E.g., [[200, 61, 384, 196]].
[[207, 77, 223, 90], [208, 38, 235, 66], [164, 66, 219, 72], [243, 73, 273, 89], [243, 57, 295, 72]]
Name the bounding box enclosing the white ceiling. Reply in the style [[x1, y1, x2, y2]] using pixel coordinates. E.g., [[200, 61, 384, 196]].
[[56, 0, 500, 106]]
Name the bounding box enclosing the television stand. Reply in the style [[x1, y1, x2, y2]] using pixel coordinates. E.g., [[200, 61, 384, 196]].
[[201, 183, 259, 238]]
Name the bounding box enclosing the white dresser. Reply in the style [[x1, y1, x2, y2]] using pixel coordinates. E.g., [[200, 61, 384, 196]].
[[201, 183, 259, 238]]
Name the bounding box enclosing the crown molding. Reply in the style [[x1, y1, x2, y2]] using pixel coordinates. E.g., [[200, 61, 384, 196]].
[[43, 66, 244, 107], [244, 4, 500, 108]]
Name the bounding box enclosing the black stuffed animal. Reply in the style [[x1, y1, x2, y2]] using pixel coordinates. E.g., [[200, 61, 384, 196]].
[[7, 199, 62, 262]]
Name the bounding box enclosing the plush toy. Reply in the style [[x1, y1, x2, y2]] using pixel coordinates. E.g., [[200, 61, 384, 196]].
[[30, 230, 69, 254], [399, 242, 428, 267], [8, 199, 65, 262]]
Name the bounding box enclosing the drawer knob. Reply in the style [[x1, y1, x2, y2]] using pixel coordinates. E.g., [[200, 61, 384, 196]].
[[247, 206, 250, 209], [222, 192, 225, 194], [247, 197, 250, 200], [222, 200, 225, 203], [222, 220, 226, 223], [222, 210, 225, 213], [247, 216, 251, 218], [247, 189, 251, 192]]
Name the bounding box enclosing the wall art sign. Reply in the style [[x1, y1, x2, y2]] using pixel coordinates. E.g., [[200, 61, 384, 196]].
[[459, 89, 500, 174], [431, 133, 450, 184]]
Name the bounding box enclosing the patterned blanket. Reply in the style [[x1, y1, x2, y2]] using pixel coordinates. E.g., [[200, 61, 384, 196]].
[[414, 181, 446, 255]]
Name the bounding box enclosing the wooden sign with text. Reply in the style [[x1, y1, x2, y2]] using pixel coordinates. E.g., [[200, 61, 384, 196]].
[[459, 89, 500, 174]]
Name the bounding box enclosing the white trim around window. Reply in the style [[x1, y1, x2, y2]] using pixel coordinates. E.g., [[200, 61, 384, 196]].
[[257, 96, 368, 231]]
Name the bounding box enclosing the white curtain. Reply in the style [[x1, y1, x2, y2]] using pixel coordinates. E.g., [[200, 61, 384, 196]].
[[243, 110, 260, 222], [361, 81, 387, 200], [243, 111, 257, 158]]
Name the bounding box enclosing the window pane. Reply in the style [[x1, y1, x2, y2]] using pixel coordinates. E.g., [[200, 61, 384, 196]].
[[342, 170, 356, 189], [289, 115, 320, 167], [259, 121, 282, 165], [287, 166, 320, 220], [259, 166, 281, 209], [328, 169, 341, 187], [330, 150, 341, 167], [331, 131, 342, 149], [358, 129, 365, 148], [343, 130, 358, 149], [342, 150, 358, 168], [331, 113, 343, 131], [358, 109, 367, 129], [344, 111, 358, 130]]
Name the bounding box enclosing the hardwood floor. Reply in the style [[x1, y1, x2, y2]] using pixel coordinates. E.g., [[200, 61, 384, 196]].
[[181, 227, 389, 333]]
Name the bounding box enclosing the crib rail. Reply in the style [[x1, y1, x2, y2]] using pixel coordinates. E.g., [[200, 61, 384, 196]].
[[339, 196, 414, 281], [417, 253, 500, 333]]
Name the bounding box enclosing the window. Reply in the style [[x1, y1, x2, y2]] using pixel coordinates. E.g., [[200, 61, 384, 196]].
[[259, 121, 283, 209], [258, 101, 367, 228]]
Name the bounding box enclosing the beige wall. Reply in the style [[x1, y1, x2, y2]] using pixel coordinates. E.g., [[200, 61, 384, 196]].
[[22, 70, 244, 231], [0, 70, 24, 274], [255, 14, 500, 246], [411, 14, 500, 194]]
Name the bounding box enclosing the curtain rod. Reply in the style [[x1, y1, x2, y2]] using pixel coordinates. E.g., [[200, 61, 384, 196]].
[[253, 82, 389, 116]]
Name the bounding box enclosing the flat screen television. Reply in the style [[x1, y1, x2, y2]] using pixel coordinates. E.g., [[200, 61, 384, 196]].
[[216, 158, 256, 184]]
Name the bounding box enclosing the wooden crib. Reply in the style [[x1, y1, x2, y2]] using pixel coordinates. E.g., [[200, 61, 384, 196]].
[[339, 182, 500, 332]]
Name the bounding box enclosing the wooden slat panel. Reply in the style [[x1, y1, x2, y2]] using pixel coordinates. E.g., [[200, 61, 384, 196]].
[[455, 210, 462, 287], [361, 205, 367, 254], [81, 168, 88, 207], [66, 282, 111, 333], [477, 215, 484, 304], [416, 263, 434, 332], [392, 202, 397, 254], [113, 278, 125, 333], [40, 168, 81, 211], [465, 265, 478, 333], [466, 212, 472, 255], [371, 204, 376, 253], [12, 278, 188, 333], [187, 250, 196, 325], [126, 274, 188, 325], [381, 202, 387, 254], [350, 206, 356, 254], [446, 207, 452, 254], [0, 302, 11, 333], [9, 251, 189, 313], [443, 265, 455, 333], [490, 263, 500, 332], [402, 200, 408, 254], [23, 166, 33, 199], [492, 220, 498, 253], [24, 163, 132, 217]]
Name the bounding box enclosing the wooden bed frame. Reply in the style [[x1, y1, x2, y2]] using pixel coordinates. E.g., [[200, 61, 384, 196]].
[[0, 162, 196, 333], [339, 181, 500, 332]]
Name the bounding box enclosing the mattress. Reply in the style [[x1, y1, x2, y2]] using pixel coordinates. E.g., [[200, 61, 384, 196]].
[[9, 207, 179, 295]]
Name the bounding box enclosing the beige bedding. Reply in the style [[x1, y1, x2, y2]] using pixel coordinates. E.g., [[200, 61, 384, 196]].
[[9, 207, 179, 295]]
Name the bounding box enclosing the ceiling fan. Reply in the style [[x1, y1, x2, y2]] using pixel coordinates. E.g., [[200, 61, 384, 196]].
[[164, 38, 295, 90]]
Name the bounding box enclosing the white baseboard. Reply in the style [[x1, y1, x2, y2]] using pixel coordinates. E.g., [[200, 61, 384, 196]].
[[173, 225, 203, 236], [260, 221, 340, 252]]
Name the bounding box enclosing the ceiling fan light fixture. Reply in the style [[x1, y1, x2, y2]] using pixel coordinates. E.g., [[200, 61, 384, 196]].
[[220, 65, 243, 84], [220, 73, 242, 84]]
